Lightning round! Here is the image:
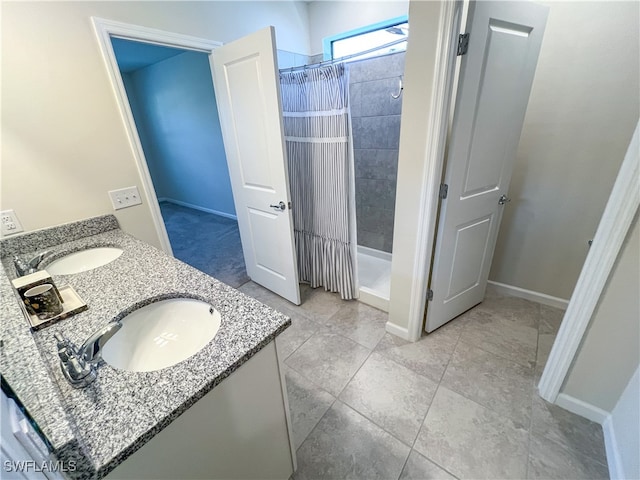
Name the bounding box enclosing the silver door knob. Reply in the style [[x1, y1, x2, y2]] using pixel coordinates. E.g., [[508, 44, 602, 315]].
[[270, 201, 286, 211], [498, 194, 511, 205]]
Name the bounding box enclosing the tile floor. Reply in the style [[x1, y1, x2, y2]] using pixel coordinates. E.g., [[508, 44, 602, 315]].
[[238, 281, 610, 480]]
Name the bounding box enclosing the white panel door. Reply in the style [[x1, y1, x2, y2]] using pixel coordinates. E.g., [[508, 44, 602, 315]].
[[426, 1, 549, 332], [211, 27, 300, 305]]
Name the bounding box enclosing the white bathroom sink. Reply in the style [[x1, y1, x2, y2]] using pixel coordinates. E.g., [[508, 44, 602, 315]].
[[101, 298, 222, 372], [46, 247, 123, 275]]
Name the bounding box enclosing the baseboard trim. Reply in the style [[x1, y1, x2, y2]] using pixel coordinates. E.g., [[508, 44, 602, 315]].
[[602, 415, 623, 480], [555, 393, 609, 424], [487, 280, 569, 310], [358, 287, 389, 312], [158, 198, 237, 221], [385, 320, 411, 341]]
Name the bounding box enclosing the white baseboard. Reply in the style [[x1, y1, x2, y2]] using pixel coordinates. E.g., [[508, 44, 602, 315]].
[[158, 197, 237, 221], [487, 280, 569, 310], [358, 287, 389, 312], [385, 320, 412, 341], [602, 415, 623, 480], [555, 393, 609, 424]]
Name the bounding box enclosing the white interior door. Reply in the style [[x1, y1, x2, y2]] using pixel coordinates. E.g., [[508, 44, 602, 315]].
[[426, 1, 549, 332], [211, 26, 300, 305]]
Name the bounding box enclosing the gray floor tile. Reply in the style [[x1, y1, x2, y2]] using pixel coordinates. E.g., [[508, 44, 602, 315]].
[[339, 352, 438, 445], [283, 366, 335, 450], [414, 386, 529, 480], [474, 295, 541, 329], [539, 304, 565, 334], [460, 312, 538, 368], [296, 286, 344, 323], [275, 313, 322, 360], [536, 333, 556, 370], [325, 301, 387, 349], [295, 401, 410, 480], [531, 394, 607, 465], [528, 433, 609, 480], [440, 341, 534, 428], [399, 450, 457, 480], [375, 324, 460, 383], [285, 332, 370, 396]]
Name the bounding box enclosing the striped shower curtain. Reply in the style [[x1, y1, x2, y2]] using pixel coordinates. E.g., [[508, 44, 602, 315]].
[[279, 63, 356, 299]]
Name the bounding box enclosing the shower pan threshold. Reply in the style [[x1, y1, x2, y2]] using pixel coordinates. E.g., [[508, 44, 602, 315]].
[[357, 246, 391, 312]]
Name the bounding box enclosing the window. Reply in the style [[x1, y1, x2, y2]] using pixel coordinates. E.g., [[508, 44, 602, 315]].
[[323, 16, 409, 62]]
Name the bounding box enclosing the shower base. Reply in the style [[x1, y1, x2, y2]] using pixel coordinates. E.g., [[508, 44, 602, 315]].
[[357, 245, 391, 312]]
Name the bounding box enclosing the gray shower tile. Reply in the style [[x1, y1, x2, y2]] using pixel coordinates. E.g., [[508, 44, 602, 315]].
[[414, 386, 529, 480], [375, 323, 461, 383], [356, 178, 397, 208], [285, 332, 370, 396], [283, 365, 335, 449], [440, 341, 534, 427], [354, 149, 399, 181], [349, 82, 362, 118], [339, 352, 438, 445], [308, 53, 324, 64], [348, 52, 406, 83], [360, 77, 404, 117], [356, 204, 395, 235], [358, 116, 402, 149], [383, 235, 394, 253], [527, 433, 609, 480], [399, 450, 457, 480], [531, 394, 607, 465], [351, 117, 363, 149], [295, 401, 410, 480], [324, 301, 387, 349], [358, 230, 386, 251]]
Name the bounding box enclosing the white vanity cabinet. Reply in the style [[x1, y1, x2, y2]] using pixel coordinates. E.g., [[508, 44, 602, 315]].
[[105, 341, 295, 479]]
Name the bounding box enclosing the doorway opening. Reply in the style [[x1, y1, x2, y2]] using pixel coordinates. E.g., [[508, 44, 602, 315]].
[[110, 37, 249, 288]]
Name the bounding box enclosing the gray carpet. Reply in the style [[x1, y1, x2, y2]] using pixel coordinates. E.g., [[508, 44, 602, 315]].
[[159, 202, 250, 288]]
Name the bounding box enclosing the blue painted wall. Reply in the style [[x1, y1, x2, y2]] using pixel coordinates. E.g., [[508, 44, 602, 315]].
[[121, 50, 236, 218]]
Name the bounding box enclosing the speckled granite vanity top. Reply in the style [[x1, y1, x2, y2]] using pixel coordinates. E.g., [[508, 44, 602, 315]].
[[0, 215, 291, 479]]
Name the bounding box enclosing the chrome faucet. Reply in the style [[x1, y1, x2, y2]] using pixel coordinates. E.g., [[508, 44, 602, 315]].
[[54, 322, 122, 388], [13, 250, 53, 277]]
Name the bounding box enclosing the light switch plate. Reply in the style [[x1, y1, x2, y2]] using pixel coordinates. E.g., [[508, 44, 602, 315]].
[[108, 186, 142, 210], [1, 209, 24, 236]]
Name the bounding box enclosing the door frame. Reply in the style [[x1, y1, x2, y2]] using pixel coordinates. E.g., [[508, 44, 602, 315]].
[[91, 17, 223, 255], [395, 1, 639, 405]]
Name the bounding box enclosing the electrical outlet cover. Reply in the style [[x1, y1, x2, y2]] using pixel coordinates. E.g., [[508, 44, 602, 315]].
[[1, 209, 24, 236]]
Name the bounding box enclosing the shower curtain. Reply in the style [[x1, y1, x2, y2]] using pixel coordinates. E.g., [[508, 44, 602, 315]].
[[279, 63, 356, 300]]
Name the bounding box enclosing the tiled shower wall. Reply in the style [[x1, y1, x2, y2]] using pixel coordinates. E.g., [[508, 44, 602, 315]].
[[349, 52, 405, 253]]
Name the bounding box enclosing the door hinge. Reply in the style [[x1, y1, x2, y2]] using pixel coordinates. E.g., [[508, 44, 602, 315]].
[[439, 183, 448, 199], [457, 33, 469, 56], [427, 289, 434, 301], [288, 201, 293, 210]]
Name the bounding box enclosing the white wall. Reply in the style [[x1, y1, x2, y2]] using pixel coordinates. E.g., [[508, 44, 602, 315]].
[[307, 0, 409, 55], [607, 366, 640, 480], [561, 213, 639, 412], [0, 1, 310, 248], [489, 1, 640, 300]]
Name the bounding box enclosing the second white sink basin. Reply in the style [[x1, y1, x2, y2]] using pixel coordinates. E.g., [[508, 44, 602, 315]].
[[102, 298, 222, 372], [46, 247, 123, 275]]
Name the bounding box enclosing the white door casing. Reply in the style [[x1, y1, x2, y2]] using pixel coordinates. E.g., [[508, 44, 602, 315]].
[[426, 1, 549, 332], [211, 27, 301, 305]]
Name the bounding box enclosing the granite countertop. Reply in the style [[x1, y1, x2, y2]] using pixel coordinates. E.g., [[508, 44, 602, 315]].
[[0, 215, 291, 479]]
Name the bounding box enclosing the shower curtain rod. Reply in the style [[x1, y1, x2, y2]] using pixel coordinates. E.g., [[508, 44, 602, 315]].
[[279, 37, 407, 74]]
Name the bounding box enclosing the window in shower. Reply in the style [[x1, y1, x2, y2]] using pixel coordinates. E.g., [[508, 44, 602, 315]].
[[323, 16, 408, 62]]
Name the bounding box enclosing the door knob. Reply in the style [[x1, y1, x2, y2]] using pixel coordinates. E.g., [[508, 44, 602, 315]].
[[498, 194, 511, 205], [270, 201, 286, 211]]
